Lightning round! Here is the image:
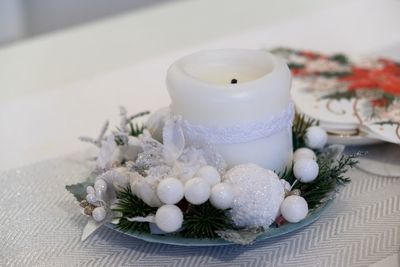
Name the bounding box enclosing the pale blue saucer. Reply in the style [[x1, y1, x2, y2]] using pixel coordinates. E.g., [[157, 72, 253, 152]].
[[105, 201, 331, 246]]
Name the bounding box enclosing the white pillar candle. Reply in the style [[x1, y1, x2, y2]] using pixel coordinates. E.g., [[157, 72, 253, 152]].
[[166, 49, 293, 173]]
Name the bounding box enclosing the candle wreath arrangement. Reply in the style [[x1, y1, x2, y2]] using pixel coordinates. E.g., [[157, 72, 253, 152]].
[[66, 50, 358, 245]]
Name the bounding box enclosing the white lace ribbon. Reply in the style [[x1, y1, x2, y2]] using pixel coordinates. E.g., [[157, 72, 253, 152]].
[[175, 102, 294, 145]]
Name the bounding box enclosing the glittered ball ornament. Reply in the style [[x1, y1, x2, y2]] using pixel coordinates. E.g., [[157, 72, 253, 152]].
[[156, 177, 184, 204], [195, 166, 221, 186], [280, 195, 308, 223], [155, 205, 183, 233], [224, 164, 285, 228], [293, 158, 319, 183], [209, 182, 234, 210], [304, 126, 328, 149], [293, 147, 317, 162], [92, 206, 107, 222], [184, 178, 211, 205]]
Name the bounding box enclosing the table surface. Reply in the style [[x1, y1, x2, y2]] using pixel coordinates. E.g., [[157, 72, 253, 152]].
[[1, 154, 399, 267], [1, 0, 399, 266]]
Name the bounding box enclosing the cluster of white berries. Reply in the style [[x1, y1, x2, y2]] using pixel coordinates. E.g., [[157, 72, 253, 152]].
[[279, 126, 327, 224], [153, 165, 234, 233], [85, 179, 109, 222]]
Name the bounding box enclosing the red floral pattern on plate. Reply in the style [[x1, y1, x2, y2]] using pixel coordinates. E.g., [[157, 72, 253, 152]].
[[272, 48, 400, 144]]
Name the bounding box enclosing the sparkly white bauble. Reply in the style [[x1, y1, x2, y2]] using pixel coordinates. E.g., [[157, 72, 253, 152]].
[[224, 163, 285, 228], [156, 177, 184, 204], [184, 178, 211, 205], [293, 158, 319, 183], [304, 126, 328, 149], [155, 205, 183, 233], [293, 147, 317, 162], [210, 183, 234, 209], [280, 179, 291, 192], [280, 195, 308, 223], [92, 206, 107, 222], [195, 166, 221, 186]]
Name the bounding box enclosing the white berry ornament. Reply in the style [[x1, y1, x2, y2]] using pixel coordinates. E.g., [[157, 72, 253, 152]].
[[304, 126, 328, 149], [195, 165, 221, 186], [155, 205, 183, 233], [293, 147, 317, 162], [280, 195, 308, 223], [94, 179, 107, 193], [209, 182, 234, 210], [156, 177, 184, 204], [293, 158, 319, 183], [92, 206, 107, 222], [224, 163, 285, 228], [86, 186, 95, 195], [86, 193, 97, 205], [184, 177, 211, 205]]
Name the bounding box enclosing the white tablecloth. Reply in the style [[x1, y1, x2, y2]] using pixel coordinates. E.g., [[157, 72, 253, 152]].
[[1, 152, 399, 267]]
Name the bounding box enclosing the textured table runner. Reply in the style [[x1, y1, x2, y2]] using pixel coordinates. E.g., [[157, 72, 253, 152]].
[[1, 153, 399, 267]]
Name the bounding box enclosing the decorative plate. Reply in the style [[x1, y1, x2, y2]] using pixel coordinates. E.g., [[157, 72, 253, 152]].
[[326, 129, 382, 146], [106, 201, 331, 246], [272, 48, 400, 145]]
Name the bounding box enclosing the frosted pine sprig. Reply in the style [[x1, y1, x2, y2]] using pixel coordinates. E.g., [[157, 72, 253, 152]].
[[119, 106, 149, 134], [79, 120, 109, 147]]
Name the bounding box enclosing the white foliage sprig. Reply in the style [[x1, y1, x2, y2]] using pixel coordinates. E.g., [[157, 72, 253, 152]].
[[79, 107, 149, 147], [79, 120, 109, 147], [119, 106, 150, 135]]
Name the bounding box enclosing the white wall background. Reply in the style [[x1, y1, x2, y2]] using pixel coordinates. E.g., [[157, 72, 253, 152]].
[[0, 0, 175, 46]]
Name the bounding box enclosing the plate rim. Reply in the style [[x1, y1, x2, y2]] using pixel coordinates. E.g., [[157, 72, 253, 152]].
[[327, 133, 383, 146], [105, 201, 332, 246]]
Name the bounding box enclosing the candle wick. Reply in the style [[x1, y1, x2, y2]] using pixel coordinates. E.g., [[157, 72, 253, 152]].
[[231, 79, 238, 84]]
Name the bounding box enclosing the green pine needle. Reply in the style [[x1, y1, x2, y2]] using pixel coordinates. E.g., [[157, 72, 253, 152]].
[[182, 202, 233, 239], [129, 122, 145, 137], [290, 153, 357, 209], [113, 186, 157, 233], [112, 187, 233, 239], [114, 123, 145, 145], [292, 113, 317, 150], [285, 112, 357, 209]]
